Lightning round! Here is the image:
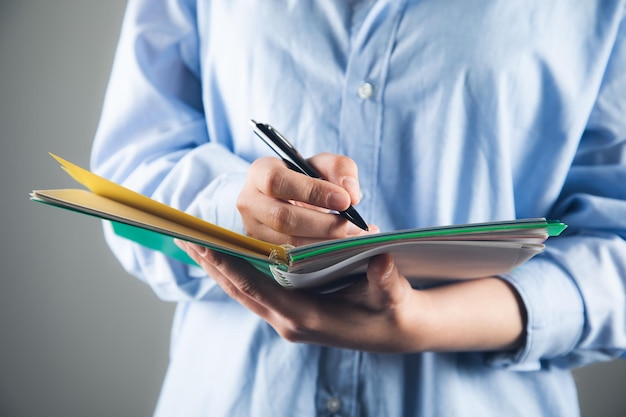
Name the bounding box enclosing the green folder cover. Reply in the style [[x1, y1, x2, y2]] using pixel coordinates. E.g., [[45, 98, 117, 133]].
[[31, 154, 567, 291]]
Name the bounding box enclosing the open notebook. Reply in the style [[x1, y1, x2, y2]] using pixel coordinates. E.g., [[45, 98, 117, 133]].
[[31, 154, 567, 291]]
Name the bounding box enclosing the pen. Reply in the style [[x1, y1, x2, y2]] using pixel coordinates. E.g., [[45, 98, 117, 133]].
[[249, 119, 369, 231]]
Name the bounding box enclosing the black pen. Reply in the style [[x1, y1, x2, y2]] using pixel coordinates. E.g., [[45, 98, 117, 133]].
[[249, 119, 369, 231]]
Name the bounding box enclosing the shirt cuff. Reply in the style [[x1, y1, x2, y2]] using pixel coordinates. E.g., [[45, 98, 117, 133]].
[[178, 171, 248, 283], [485, 255, 584, 371], [185, 171, 248, 234]]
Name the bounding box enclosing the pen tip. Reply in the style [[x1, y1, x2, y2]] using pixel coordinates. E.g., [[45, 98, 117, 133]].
[[249, 119, 257, 127]]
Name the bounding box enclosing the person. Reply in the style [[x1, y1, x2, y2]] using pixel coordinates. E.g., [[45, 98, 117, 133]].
[[91, 1, 626, 416]]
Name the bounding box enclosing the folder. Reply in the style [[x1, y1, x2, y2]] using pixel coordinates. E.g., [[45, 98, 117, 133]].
[[31, 154, 567, 292]]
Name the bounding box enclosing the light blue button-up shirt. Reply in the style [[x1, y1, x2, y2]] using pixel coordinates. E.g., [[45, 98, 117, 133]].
[[91, 1, 626, 416]]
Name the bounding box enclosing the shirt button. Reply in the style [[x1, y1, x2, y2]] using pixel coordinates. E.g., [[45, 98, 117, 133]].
[[357, 82, 374, 100], [325, 396, 342, 413]]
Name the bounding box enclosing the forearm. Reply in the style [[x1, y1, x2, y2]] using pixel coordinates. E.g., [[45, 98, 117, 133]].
[[408, 278, 526, 352], [90, 0, 254, 301]]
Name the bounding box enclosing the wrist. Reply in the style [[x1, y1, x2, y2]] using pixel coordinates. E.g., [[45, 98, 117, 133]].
[[403, 278, 527, 353]]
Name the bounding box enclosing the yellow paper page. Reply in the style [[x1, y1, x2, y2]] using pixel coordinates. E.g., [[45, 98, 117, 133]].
[[33, 188, 274, 263], [49, 153, 286, 262]]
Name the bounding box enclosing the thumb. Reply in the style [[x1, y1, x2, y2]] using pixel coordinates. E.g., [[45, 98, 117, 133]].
[[308, 153, 361, 205], [366, 253, 401, 307]]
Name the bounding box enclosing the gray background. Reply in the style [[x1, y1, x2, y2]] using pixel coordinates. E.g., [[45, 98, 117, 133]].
[[1, 1, 625, 416]]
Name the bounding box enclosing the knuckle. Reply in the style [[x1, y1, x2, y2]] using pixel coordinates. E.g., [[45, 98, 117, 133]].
[[277, 313, 323, 343], [277, 319, 309, 343], [278, 326, 302, 343], [304, 182, 327, 206], [238, 280, 261, 302], [267, 204, 296, 232], [333, 154, 356, 172], [260, 167, 287, 196], [235, 193, 249, 214]]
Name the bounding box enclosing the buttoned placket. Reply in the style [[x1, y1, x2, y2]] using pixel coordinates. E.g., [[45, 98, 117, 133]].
[[315, 348, 360, 416], [315, 2, 407, 416], [338, 0, 407, 224]]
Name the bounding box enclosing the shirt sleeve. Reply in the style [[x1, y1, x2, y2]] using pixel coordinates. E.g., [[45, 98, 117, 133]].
[[489, 10, 626, 371], [91, 0, 248, 302]]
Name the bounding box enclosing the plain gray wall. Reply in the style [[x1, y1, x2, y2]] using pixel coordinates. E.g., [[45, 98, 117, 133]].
[[1, 1, 625, 416]]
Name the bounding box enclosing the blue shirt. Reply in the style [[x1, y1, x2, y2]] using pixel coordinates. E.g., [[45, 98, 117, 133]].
[[91, 1, 626, 416]]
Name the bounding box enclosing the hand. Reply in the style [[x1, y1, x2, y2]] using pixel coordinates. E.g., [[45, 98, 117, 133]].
[[179, 240, 423, 352], [176, 241, 527, 353], [237, 153, 372, 246]]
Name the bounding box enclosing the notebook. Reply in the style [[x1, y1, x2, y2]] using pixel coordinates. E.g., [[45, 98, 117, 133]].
[[31, 154, 566, 291]]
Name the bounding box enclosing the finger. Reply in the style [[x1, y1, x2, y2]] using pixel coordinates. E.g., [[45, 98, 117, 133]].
[[249, 199, 366, 242], [180, 241, 275, 318], [308, 153, 361, 205], [324, 252, 399, 309], [181, 241, 408, 351], [183, 242, 331, 342], [250, 157, 352, 212], [244, 219, 359, 247], [365, 254, 408, 309]]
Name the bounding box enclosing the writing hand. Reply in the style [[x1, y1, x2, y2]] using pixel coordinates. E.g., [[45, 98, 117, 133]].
[[237, 152, 374, 246]]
